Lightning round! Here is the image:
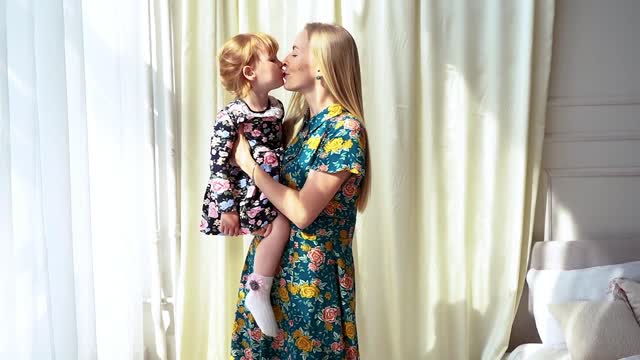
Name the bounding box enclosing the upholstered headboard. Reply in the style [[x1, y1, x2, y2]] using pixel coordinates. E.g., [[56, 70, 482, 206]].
[[508, 239, 640, 350]]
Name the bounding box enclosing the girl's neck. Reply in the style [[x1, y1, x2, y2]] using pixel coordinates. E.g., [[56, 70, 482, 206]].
[[242, 90, 269, 112]]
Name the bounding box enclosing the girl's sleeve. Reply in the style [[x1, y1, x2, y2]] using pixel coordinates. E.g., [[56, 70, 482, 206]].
[[208, 110, 238, 213], [310, 118, 366, 176]]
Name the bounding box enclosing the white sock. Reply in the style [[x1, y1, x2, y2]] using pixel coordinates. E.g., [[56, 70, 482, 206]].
[[245, 273, 278, 337]]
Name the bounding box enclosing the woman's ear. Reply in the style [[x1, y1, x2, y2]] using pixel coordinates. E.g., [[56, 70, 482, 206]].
[[242, 65, 256, 81]]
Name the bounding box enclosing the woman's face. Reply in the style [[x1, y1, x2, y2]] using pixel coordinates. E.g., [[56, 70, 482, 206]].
[[282, 31, 317, 92]]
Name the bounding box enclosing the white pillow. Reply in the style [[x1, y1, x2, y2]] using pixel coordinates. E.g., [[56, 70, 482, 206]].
[[526, 260, 640, 346], [548, 300, 640, 360]]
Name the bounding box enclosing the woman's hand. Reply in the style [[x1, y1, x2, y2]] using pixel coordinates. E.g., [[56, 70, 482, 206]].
[[232, 132, 256, 175], [252, 223, 273, 237]]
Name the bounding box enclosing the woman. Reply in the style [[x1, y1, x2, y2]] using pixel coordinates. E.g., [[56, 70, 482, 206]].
[[230, 22, 371, 359]]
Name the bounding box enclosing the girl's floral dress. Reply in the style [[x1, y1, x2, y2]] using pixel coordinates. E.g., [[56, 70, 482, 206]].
[[200, 96, 284, 235], [230, 104, 366, 360]]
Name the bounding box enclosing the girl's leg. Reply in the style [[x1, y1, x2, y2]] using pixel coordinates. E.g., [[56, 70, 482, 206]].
[[245, 213, 289, 337], [254, 213, 290, 275]]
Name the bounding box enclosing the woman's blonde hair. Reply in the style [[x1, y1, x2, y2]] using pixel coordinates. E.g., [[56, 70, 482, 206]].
[[218, 32, 279, 98], [284, 23, 370, 211]]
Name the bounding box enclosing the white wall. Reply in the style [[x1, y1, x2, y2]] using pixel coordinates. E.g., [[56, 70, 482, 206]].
[[511, 0, 640, 348], [539, 0, 640, 243]]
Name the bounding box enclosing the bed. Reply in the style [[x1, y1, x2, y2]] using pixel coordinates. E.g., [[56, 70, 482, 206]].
[[506, 239, 640, 360]]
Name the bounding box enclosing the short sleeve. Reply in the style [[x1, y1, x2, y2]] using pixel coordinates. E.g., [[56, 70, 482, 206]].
[[311, 117, 366, 176]]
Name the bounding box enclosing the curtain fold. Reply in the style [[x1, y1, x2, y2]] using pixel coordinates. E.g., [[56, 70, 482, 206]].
[[172, 1, 241, 358], [353, 1, 555, 358], [1, 0, 178, 358]]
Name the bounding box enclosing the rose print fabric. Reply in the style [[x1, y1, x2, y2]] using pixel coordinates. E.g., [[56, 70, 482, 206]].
[[200, 96, 284, 235], [230, 104, 366, 359]]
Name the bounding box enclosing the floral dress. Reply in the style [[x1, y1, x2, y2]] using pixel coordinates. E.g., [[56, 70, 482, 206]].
[[200, 96, 284, 235], [230, 104, 366, 360]]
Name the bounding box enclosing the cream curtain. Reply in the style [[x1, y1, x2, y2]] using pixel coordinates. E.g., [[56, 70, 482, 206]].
[[1, 0, 177, 358], [174, 1, 554, 359]]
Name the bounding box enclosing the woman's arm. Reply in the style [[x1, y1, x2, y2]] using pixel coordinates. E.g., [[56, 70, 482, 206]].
[[253, 165, 350, 229], [234, 133, 350, 229]]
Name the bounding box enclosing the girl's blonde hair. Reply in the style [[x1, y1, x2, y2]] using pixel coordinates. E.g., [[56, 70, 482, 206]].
[[218, 32, 279, 98], [284, 23, 370, 211]]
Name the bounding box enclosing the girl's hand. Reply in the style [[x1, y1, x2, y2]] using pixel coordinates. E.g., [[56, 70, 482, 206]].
[[232, 132, 256, 174], [220, 211, 241, 236]]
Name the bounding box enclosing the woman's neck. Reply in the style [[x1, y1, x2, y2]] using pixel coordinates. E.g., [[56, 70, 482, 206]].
[[242, 91, 269, 112], [305, 88, 336, 117]]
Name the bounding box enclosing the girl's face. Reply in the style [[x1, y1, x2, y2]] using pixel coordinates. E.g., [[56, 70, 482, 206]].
[[282, 31, 317, 92], [251, 50, 284, 93]]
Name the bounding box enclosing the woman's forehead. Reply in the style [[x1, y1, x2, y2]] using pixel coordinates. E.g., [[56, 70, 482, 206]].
[[293, 31, 308, 48]]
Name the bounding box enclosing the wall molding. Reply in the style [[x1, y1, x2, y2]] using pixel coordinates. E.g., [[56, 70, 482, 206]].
[[544, 130, 640, 143], [545, 167, 640, 178], [543, 167, 640, 241], [547, 95, 640, 107], [544, 169, 554, 242]]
